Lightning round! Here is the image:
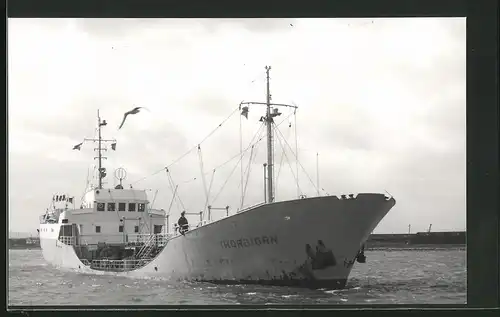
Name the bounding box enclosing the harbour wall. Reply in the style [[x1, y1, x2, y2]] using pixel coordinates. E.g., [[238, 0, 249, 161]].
[[365, 231, 466, 250], [9, 237, 41, 250], [8, 231, 465, 250]]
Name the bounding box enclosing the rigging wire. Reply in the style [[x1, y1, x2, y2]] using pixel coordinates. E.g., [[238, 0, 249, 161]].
[[171, 175, 186, 211], [130, 105, 297, 207], [177, 120, 267, 186], [241, 139, 261, 208], [150, 189, 159, 210], [275, 146, 286, 196], [210, 111, 295, 179], [166, 169, 186, 211], [165, 184, 178, 233], [88, 127, 99, 188], [202, 169, 216, 219], [197, 145, 209, 203], [237, 145, 255, 193], [80, 166, 92, 205], [140, 110, 296, 187], [274, 123, 320, 194], [166, 170, 181, 211], [211, 123, 266, 205], [293, 107, 299, 198], [275, 111, 292, 197], [273, 124, 304, 197], [166, 185, 178, 216], [131, 106, 240, 185], [240, 145, 255, 208]]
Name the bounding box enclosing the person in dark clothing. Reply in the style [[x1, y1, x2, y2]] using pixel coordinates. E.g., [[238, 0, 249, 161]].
[[178, 211, 189, 235]]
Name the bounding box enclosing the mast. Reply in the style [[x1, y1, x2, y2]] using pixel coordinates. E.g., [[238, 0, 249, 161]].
[[239, 66, 298, 204], [263, 163, 267, 203], [79, 110, 116, 190], [97, 110, 103, 189], [265, 66, 274, 203], [316, 152, 320, 196]]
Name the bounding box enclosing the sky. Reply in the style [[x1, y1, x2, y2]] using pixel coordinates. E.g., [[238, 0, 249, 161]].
[[8, 18, 466, 235]]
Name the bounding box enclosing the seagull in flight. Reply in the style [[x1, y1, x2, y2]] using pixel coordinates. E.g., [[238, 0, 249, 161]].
[[119, 106, 149, 129], [73, 142, 83, 150]]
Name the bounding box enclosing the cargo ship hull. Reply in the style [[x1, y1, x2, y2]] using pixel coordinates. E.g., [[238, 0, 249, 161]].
[[40, 194, 395, 288]]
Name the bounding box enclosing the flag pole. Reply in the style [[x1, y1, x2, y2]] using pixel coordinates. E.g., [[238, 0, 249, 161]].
[[97, 110, 103, 189], [239, 67, 299, 204]]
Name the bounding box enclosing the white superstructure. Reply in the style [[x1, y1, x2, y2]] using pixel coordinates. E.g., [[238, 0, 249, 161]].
[[39, 66, 396, 289]]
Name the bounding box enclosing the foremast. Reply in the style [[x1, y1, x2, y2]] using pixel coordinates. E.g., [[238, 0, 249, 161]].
[[240, 66, 298, 203], [265, 66, 273, 204], [82, 110, 117, 189]]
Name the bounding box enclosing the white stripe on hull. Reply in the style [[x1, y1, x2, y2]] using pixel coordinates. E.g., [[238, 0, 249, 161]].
[[40, 194, 395, 288]]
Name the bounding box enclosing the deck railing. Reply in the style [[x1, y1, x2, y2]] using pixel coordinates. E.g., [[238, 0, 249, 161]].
[[90, 258, 151, 271], [58, 236, 76, 245], [60, 233, 175, 248], [60, 209, 257, 248], [80, 259, 91, 266], [126, 233, 174, 244]]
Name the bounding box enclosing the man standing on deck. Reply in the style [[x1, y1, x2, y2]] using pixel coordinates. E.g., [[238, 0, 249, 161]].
[[178, 211, 189, 235]]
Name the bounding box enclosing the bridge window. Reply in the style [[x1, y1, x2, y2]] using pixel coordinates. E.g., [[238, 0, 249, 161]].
[[108, 203, 116, 212], [138, 203, 145, 212], [128, 203, 136, 212], [96, 203, 105, 212], [62, 219, 69, 224], [95, 226, 101, 233], [119, 225, 124, 233], [134, 226, 139, 233], [118, 203, 126, 211], [154, 225, 162, 234]]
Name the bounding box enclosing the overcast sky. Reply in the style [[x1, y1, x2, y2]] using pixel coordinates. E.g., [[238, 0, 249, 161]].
[[8, 18, 466, 235]]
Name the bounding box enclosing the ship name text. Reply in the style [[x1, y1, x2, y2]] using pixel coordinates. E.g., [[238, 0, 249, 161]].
[[220, 235, 278, 249]]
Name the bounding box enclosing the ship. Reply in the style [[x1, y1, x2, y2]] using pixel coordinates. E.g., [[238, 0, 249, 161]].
[[39, 66, 396, 289]]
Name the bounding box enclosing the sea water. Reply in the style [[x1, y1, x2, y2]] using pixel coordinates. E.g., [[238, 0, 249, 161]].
[[8, 248, 466, 305]]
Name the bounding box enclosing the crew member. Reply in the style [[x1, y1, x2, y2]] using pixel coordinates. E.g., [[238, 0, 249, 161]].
[[178, 211, 189, 235]]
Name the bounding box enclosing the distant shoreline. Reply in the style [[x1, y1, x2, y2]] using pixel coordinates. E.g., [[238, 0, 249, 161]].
[[9, 237, 40, 250], [366, 244, 466, 251], [9, 246, 41, 250], [9, 231, 466, 251]]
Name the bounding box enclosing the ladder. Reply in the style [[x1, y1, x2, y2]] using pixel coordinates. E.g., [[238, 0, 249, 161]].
[[135, 234, 156, 259]]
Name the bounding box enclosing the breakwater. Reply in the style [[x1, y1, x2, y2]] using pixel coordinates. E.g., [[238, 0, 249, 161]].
[[8, 231, 465, 250], [9, 237, 40, 250], [365, 231, 465, 249]]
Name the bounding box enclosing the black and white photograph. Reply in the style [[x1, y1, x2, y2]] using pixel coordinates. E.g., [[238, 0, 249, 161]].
[[8, 17, 466, 305]]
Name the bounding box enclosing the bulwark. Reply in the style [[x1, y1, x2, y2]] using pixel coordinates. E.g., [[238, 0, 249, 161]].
[[220, 235, 278, 249]]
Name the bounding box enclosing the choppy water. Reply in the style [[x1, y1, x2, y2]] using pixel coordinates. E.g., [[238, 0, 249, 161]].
[[8, 249, 466, 305]]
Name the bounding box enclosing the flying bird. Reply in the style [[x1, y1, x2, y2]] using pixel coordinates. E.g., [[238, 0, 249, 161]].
[[118, 106, 149, 129], [73, 142, 83, 150]]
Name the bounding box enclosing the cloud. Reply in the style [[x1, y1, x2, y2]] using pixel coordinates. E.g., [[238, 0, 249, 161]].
[[8, 18, 466, 234], [183, 92, 238, 117], [8, 152, 90, 231], [75, 18, 168, 38], [199, 18, 298, 34]]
